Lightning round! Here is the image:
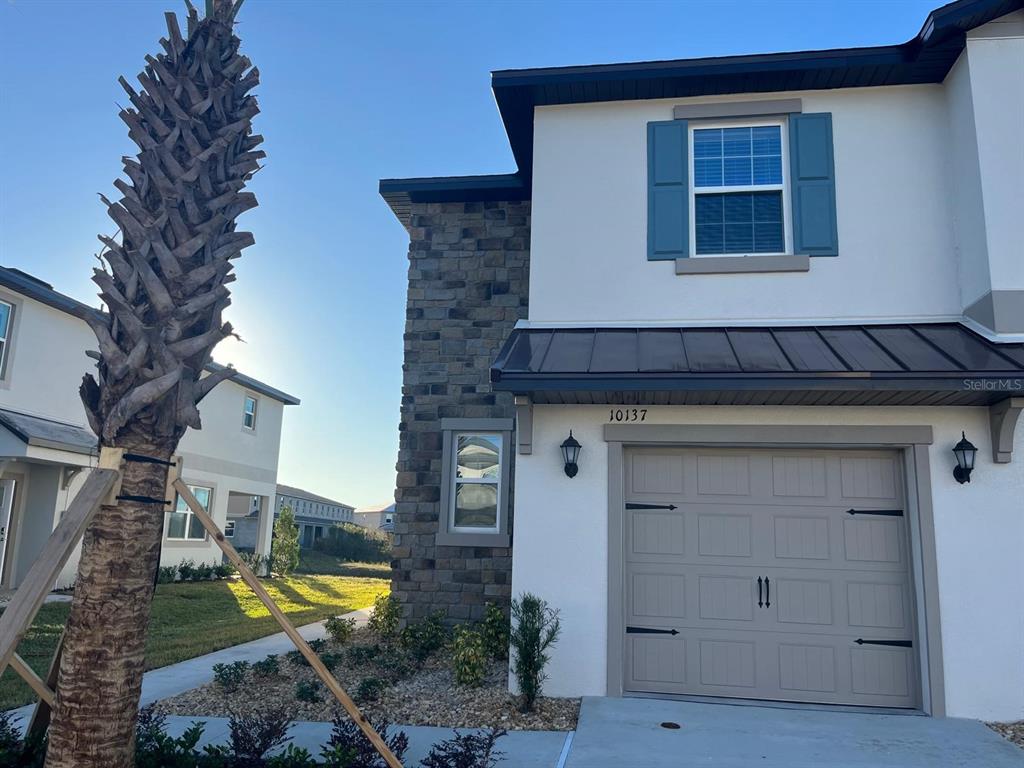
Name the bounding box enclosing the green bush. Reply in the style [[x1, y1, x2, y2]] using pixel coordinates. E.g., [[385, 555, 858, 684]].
[[212, 660, 250, 692], [215, 562, 236, 579], [238, 550, 267, 575], [313, 523, 391, 564], [400, 610, 448, 664], [510, 593, 561, 712], [420, 728, 507, 768], [319, 651, 345, 672], [272, 507, 301, 576], [177, 559, 196, 581], [354, 677, 387, 703], [252, 654, 280, 678], [345, 644, 382, 667], [374, 645, 415, 683], [324, 616, 357, 645], [368, 594, 400, 640], [481, 603, 510, 660], [157, 565, 178, 584], [194, 562, 215, 581], [294, 680, 322, 703], [451, 625, 487, 687]]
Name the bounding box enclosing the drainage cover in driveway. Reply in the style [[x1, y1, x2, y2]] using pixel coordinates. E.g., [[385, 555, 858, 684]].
[[565, 697, 1024, 768]]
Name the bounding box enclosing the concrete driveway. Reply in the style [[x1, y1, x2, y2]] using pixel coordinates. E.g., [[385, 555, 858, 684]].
[[566, 697, 1024, 768]]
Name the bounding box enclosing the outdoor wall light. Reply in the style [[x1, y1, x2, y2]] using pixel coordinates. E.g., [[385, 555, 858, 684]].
[[952, 432, 978, 484], [560, 431, 582, 478]]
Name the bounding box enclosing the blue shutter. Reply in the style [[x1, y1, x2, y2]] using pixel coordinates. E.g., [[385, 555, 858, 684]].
[[789, 113, 838, 256], [647, 120, 689, 260]]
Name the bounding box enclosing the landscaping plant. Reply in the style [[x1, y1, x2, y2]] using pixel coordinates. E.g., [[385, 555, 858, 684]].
[[212, 660, 250, 692], [419, 728, 507, 768], [481, 603, 510, 661], [368, 593, 401, 639], [178, 559, 197, 582], [325, 615, 357, 645], [157, 565, 179, 584], [400, 610, 449, 663], [510, 593, 562, 712], [451, 625, 487, 687], [295, 680, 323, 703], [322, 715, 409, 768], [252, 654, 280, 678], [313, 523, 391, 563], [355, 676, 388, 703], [272, 506, 302, 576]]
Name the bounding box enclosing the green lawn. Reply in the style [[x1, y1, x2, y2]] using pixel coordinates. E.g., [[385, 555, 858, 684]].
[[0, 573, 388, 711], [295, 551, 391, 579]]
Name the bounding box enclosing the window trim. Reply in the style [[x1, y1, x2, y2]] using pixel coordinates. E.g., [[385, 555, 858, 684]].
[[436, 418, 513, 547], [242, 394, 258, 431], [688, 117, 792, 258], [224, 519, 236, 538], [167, 483, 213, 542]]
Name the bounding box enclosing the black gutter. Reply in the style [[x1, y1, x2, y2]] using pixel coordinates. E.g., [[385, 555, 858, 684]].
[[490, 374, 1022, 392]]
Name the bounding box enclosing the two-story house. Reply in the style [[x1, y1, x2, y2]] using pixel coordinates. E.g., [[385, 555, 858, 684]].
[[380, 0, 1024, 723], [0, 266, 300, 588]]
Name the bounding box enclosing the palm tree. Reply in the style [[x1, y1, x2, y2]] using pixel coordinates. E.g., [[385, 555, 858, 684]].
[[46, 1, 261, 764]]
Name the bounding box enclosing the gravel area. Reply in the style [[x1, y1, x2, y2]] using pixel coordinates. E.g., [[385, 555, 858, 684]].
[[988, 721, 1024, 748], [155, 630, 579, 732]]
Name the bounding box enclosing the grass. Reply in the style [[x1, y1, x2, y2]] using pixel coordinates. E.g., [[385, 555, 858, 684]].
[[295, 550, 391, 579], [0, 573, 388, 711]]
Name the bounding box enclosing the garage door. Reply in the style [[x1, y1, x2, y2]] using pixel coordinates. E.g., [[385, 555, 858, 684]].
[[623, 447, 918, 708]]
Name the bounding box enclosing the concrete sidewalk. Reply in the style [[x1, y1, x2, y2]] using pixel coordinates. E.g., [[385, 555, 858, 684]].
[[8, 607, 372, 729], [164, 716, 571, 767]]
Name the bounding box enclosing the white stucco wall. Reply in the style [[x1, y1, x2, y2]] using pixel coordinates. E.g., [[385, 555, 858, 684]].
[[511, 404, 1024, 721]]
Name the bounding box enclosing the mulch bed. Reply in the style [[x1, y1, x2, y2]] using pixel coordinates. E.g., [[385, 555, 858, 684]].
[[989, 721, 1024, 748], [154, 629, 579, 732]]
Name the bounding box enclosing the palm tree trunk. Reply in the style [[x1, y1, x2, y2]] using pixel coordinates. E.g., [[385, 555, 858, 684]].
[[45, 436, 171, 766]]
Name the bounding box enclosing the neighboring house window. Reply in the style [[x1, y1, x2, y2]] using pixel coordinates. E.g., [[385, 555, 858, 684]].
[[168, 484, 212, 541], [243, 395, 258, 430], [691, 121, 787, 256], [224, 519, 236, 538], [384, 514, 393, 525], [437, 418, 512, 546], [0, 300, 11, 376]]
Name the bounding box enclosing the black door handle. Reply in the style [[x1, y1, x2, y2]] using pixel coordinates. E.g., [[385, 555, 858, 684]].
[[757, 576, 763, 608], [764, 577, 770, 608]]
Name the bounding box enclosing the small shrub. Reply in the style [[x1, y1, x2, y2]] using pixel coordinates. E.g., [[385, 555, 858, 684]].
[[177, 558, 196, 581], [355, 676, 387, 703], [420, 728, 507, 768], [510, 593, 561, 712], [400, 610, 448, 664], [135, 704, 204, 767], [157, 565, 178, 584], [272, 506, 301, 576], [252, 654, 280, 678], [346, 644, 383, 667], [193, 561, 214, 581], [238, 550, 267, 575], [325, 615, 357, 645], [320, 651, 345, 672], [212, 660, 250, 692], [322, 715, 408, 768], [294, 680, 322, 703], [227, 706, 294, 761], [481, 603, 509, 661], [286, 649, 310, 668], [308, 638, 327, 653], [373, 645, 414, 683], [451, 625, 487, 687], [313, 522, 391, 564], [368, 593, 400, 640], [215, 562, 236, 579]]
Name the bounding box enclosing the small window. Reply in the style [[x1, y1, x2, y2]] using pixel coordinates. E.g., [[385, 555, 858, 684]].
[[243, 395, 258, 430], [0, 301, 12, 377], [224, 519, 236, 538], [168, 484, 212, 541], [437, 419, 512, 546], [691, 121, 789, 256]]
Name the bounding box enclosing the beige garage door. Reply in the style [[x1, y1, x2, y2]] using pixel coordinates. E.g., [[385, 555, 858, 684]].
[[623, 447, 918, 708]]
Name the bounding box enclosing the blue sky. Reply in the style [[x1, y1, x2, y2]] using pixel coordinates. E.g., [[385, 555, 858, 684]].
[[0, 0, 939, 507]]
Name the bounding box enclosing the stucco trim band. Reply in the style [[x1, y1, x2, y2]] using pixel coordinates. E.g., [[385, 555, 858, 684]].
[[673, 98, 803, 121]]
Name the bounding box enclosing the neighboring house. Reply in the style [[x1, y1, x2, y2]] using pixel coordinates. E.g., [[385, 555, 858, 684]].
[[0, 267, 300, 588], [380, 1, 1024, 724], [274, 484, 355, 548], [354, 501, 395, 533]]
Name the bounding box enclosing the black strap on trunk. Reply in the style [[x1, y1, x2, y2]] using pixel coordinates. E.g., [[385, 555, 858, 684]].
[[122, 452, 177, 467]]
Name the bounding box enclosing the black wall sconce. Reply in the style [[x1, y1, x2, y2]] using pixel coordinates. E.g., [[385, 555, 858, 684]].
[[952, 432, 977, 484], [561, 431, 582, 478]]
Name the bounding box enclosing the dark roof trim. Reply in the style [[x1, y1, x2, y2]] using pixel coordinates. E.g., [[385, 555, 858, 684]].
[[378, 0, 1020, 221], [379, 173, 528, 228], [0, 266, 300, 406]]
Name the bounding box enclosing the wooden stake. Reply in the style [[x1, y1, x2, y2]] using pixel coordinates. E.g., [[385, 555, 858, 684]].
[[26, 630, 64, 738], [10, 653, 54, 707], [172, 479, 403, 768]]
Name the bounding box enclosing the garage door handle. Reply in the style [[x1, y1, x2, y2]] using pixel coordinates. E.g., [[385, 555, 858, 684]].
[[627, 626, 679, 636], [764, 577, 770, 608], [757, 577, 763, 608], [855, 638, 913, 648]]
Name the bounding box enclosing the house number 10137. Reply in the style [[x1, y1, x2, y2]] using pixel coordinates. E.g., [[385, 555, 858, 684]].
[[609, 408, 647, 422]]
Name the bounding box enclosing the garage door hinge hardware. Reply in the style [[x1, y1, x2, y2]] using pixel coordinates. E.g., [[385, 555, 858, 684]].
[[625, 503, 678, 510], [626, 626, 679, 636], [845, 508, 903, 517], [854, 639, 913, 647]]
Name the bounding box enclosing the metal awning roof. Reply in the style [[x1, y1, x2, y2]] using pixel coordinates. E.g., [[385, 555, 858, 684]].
[[0, 409, 98, 455], [490, 323, 1024, 406]]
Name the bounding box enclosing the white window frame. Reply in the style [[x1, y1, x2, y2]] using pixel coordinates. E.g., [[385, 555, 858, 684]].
[[224, 519, 236, 538], [0, 299, 14, 379], [243, 394, 258, 431], [167, 484, 212, 541], [688, 117, 792, 258]]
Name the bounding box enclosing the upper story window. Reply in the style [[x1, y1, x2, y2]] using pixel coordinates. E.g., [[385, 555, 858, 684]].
[[168, 484, 211, 541], [691, 122, 788, 256], [243, 394, 258, 430], [0, 300, 13, 376]]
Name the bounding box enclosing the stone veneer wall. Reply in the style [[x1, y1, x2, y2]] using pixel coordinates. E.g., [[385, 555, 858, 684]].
[[392, 200, 530, 622]]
